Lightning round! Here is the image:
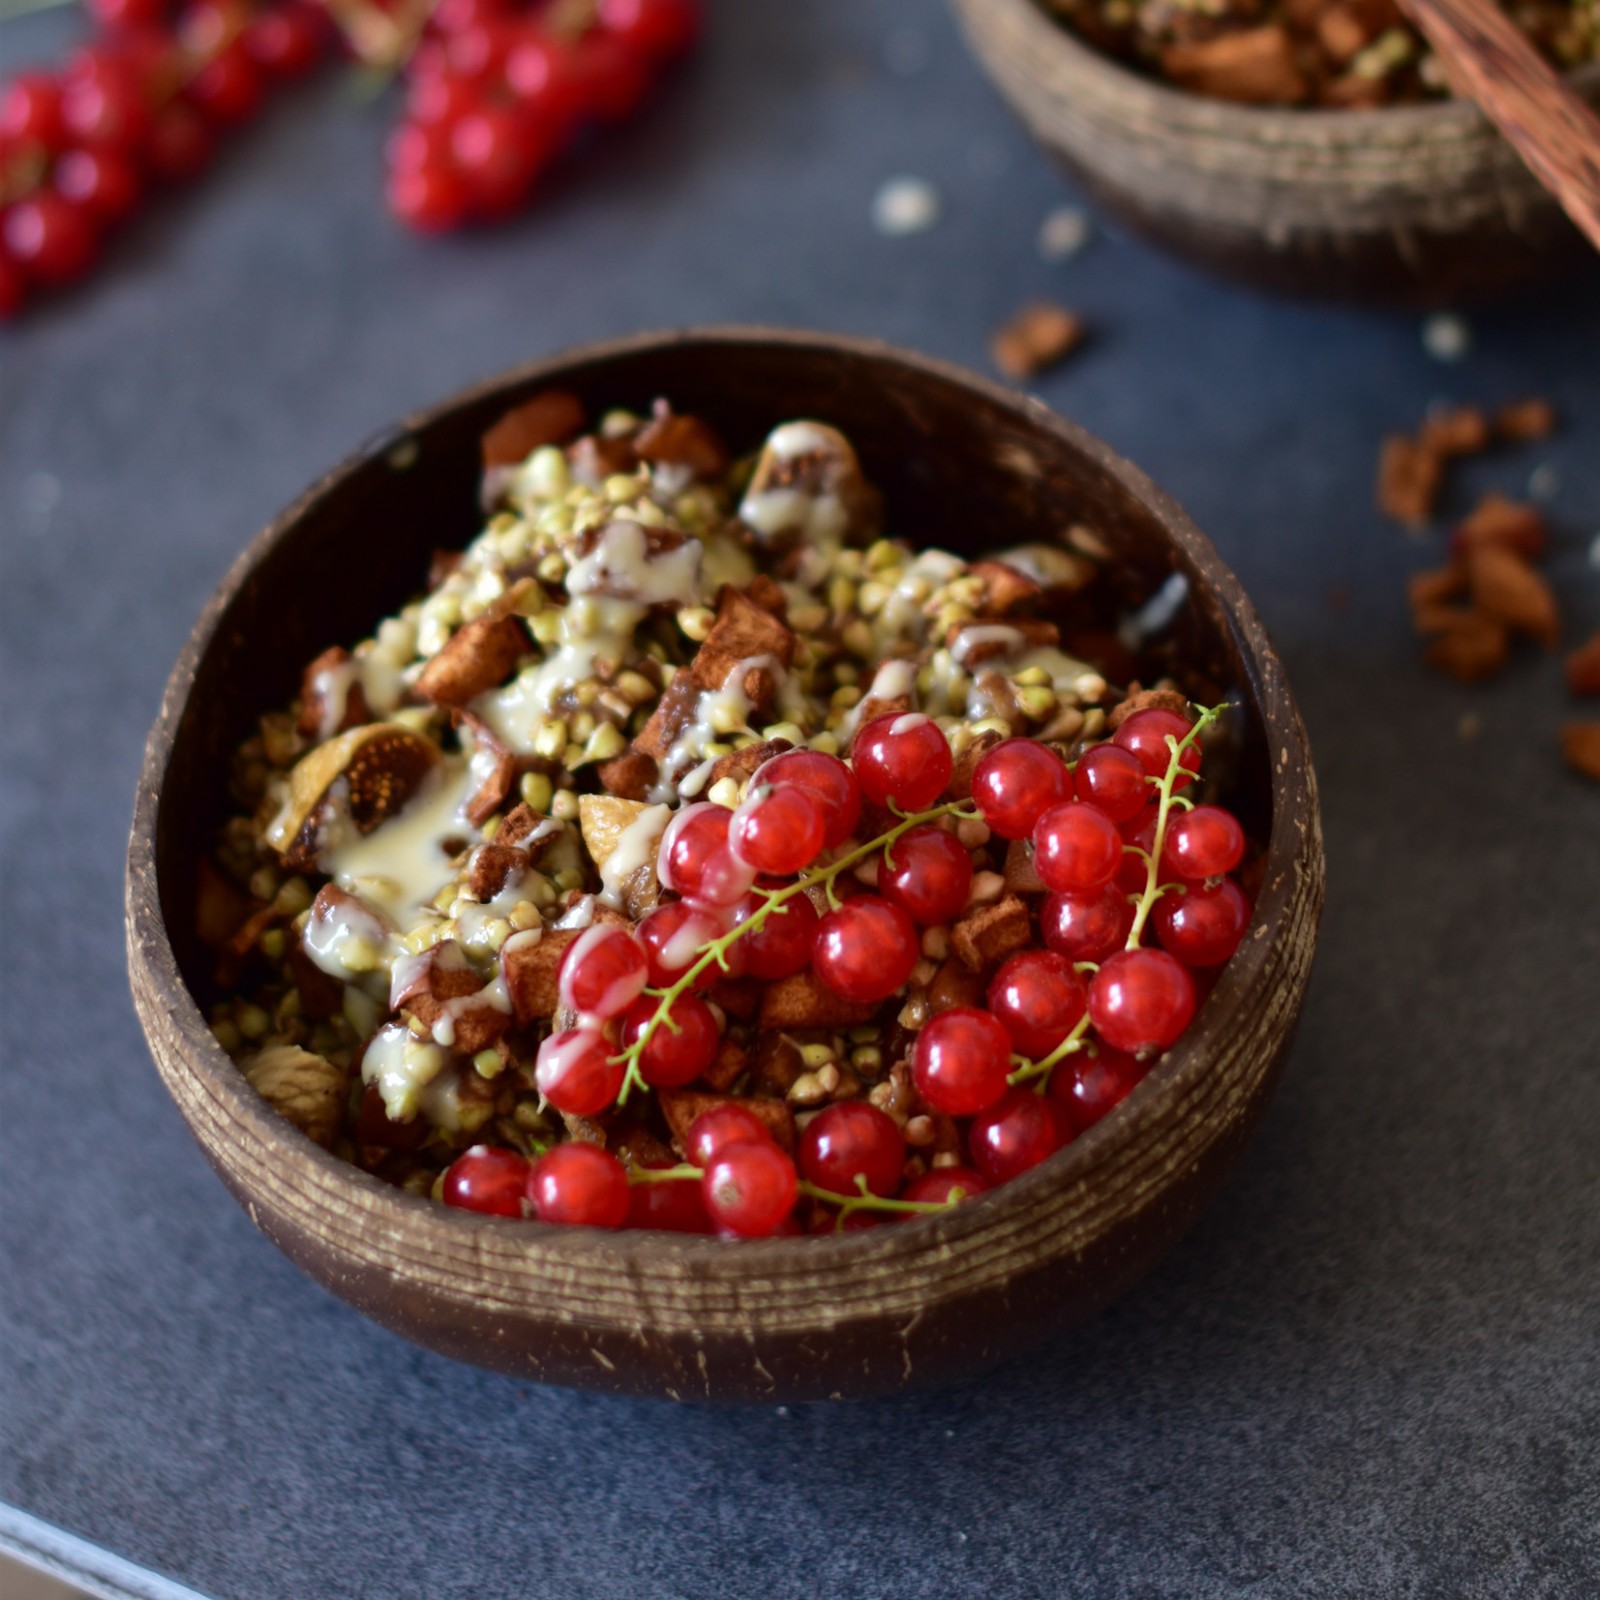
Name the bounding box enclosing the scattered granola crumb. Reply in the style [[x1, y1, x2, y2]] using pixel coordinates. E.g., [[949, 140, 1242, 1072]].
[[1037, 205, 1092, 262], [1566, 634, 1600, 696], [1527, 462, 1561, 502], [990, 301, 1086, 380], [1422, 313, 1472, 363], [872, 176, 940, 236], [1496, 398, 1558, 441], [1377, 433, 1442, 526], [1559, 722, 1600, 781]]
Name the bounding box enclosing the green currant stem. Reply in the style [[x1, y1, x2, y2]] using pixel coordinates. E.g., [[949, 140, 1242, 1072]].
[[627, 1163, 704, 1185], [798, 1173, 969, 1228], [1124, 702, 1224, 950], [1008, 1011, 1093, 1092], [613, 799, 978, 1105]]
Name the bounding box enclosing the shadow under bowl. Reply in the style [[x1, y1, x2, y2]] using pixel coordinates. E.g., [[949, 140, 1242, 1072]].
[[127, 327, 1325, 1402]]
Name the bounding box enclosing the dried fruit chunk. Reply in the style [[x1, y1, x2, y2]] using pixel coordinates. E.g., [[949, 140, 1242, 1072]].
[[392, 942, 511, 1053], [480, 389, 586, 469], [456, 710, 517, 826], [1565, 635, 1600, 696], [1420, 610, 1510, 683], [1559, 722, 1600, 781], [1419, 404, 1490, 458], [968, 559, 1045, 616], [1464, 546, 1559, 648], [579, 793, 668, 918], [1452, 494, 1547, 561], [1495, 398, 1557, 442], [990, 302, 1085, 380], [1376, 434, 1443, 526], [738, 420, 878, 552], [758, 970, 875, 1030], [950, 894, 1032, 974], [634, 407, 729, 480], [1407, 565, 1467, 610], [243, 1046, 345, 1148], [502, 928, 577, 1025], [1107, 686, 1192, 732], [415, 578, 535, 707], [266, 723, 441, 870], [1160, 27, 1308, 104], [660, 1090, 795, 1156], [297, 645, 370, 740]]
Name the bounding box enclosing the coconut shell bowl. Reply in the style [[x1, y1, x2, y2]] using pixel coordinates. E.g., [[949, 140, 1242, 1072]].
[[126, 329, 1324, 1403], [952, 0, 1600, 305]]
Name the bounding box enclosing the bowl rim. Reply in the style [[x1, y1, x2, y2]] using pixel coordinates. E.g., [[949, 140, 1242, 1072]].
[[127, 324, 1319, 1296], [955, 0, 1600, 138]]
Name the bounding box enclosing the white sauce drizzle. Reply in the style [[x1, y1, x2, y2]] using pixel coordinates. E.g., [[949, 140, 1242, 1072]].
[[361, 1022, 447, 1123], [598, 803, 671, 908], [566, 517, 704, 608]]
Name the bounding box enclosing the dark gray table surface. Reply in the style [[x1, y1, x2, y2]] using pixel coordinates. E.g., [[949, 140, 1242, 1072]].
[[3, 1, 1598, 1596]]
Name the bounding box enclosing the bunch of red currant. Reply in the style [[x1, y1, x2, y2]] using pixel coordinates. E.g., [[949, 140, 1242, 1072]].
[[0, 0, 331, 318], [442, 701, 1255, 1239], [385, 0, 700, 232]]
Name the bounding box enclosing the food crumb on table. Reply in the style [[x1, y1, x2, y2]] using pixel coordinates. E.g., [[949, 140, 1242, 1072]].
[[1037, 206, 1092, 262], [1422, 313, 1472, 363], [871, 177, 940, 236], [990, 301, 1086, 379]]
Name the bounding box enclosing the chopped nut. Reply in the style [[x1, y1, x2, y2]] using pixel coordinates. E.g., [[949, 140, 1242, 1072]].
[[1107, 686, 1191, 732], [990, 302, 1086, 380]]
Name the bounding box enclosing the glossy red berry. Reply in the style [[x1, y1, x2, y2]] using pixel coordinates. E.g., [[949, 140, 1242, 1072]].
[[0, 74, 67, 154], [625, 1165, 711, 1232], [2, 192, 98, 286], [528, 1141, 630, 1228], [1088, 948, 1196, 1055], [1040, 886, 1134, 964], [878, 824, 972, 926], [406, 68, 481, 127], [812, 895, 918, 1003], [620, 991, 718, 1088], [558, 923, 648, 1019], [534, 1026, 624, 1116], [598, 0, 702, 59], [1162, 804, 1245, 880], [147, 102, 214, 182], [0, 254, 26, 320], [702, 1139, 798, 1237], [571, 29, 653, 123], [87, 0, 172, 29], [1033, 801, 1122, 894], [54, 147, 143, 225], [1152, 879, 1251, 968], [968, 1087, 1066, 1184], [442, 1144, 530, 1216], [730, 783, 826, 875], [756, 747, 861, 849], [902, 1166, 987, 1205], [1114, 707, 1200, 789], [912, 1006, 1012, 1116], [852, 713, 953, 812], [659, 801, 757, 907], [1073, 742, 1151, 823], [1049, 1044, 1146, 1134], [684, 1102, 774, 1168], [61, 66, 153, 151], [971, 738, 1070, 840], [798, 1101, 905, 1199], [451, 104, 549, 219], [636, 899, 729, 987], [730, 887, 817, 980], [986, 949, 1087, 1059], [387, 154, 471, 232], [187, 43, 264, 127], [243, 5, 327, 78], [504, 28, 586, 136]]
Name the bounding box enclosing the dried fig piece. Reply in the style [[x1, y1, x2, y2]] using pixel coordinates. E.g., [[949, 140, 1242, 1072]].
[[267, 723, 441, 871], [415, 578, 535, 707], [243, 1045, 346, 1148]]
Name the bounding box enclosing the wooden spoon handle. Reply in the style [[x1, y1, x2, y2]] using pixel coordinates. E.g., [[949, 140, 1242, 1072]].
[[1397, 0, 1600, 252]]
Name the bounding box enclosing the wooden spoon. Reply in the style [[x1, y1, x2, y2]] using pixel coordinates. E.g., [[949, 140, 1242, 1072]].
[[1398, 0, 1600, 252]]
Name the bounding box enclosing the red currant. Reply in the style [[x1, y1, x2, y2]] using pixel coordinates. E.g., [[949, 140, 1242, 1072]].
[[354, 1082, 427, 1149], [147, 102, 215, 182], [912, 1006, 1012, 1116], [878, 824, 972, 926], [243, 4, 328, 78], [971, 738, 1070, 840], [620, 991, 718, 1088], [442, 17, 518, 82], [902, 1166, 987, 1205], [188, 43, 265, 127], [1040, 886, 1134, 964], [1032, 801, 1122, 894], [534, 1026, 624, 1116], [1088, 949, 1196, 1054], [1162, 805, 1245, 880], [387, 153, 472, 232], [406, 68, 481, 127], [54, 148, 143, 225], [0, 254, 26, 320], [430, 0, 513, 35], [1049, 1044, 1145, 1134], [558, 923, 648, 1019], [636, 899, 730, 987], [755, 747, 861, 849], [451, 104, 549, 220], [0, 74, 67, 154], [730, 887, 816, 980], [2, 192, 98, 286], [798, 1101, 905, 1199], [812, 895, 917, 1003], [570, 30, 653, 123], [528, 1141, 630, 1228], [87, 0, 172, 29], [1073, 742, 1151, 823], [598, 0, 702, 60], [986, 948, 1087, 1059], [684, 1102, 773, 1168], [625, 1165, 711, 1232], [659, 802, 757, 907], [442, 1144, 529, 1216], [968, 1086, 1066, 1184], [1152, 879, 1250, 968], [730, 783, 826, 875], [702, 1139, 797, 1237], [504, 28, 586, 138], [1114, 707, 1200, 789], [61, 66, 153, 152], [852, 713, 953, 812]]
